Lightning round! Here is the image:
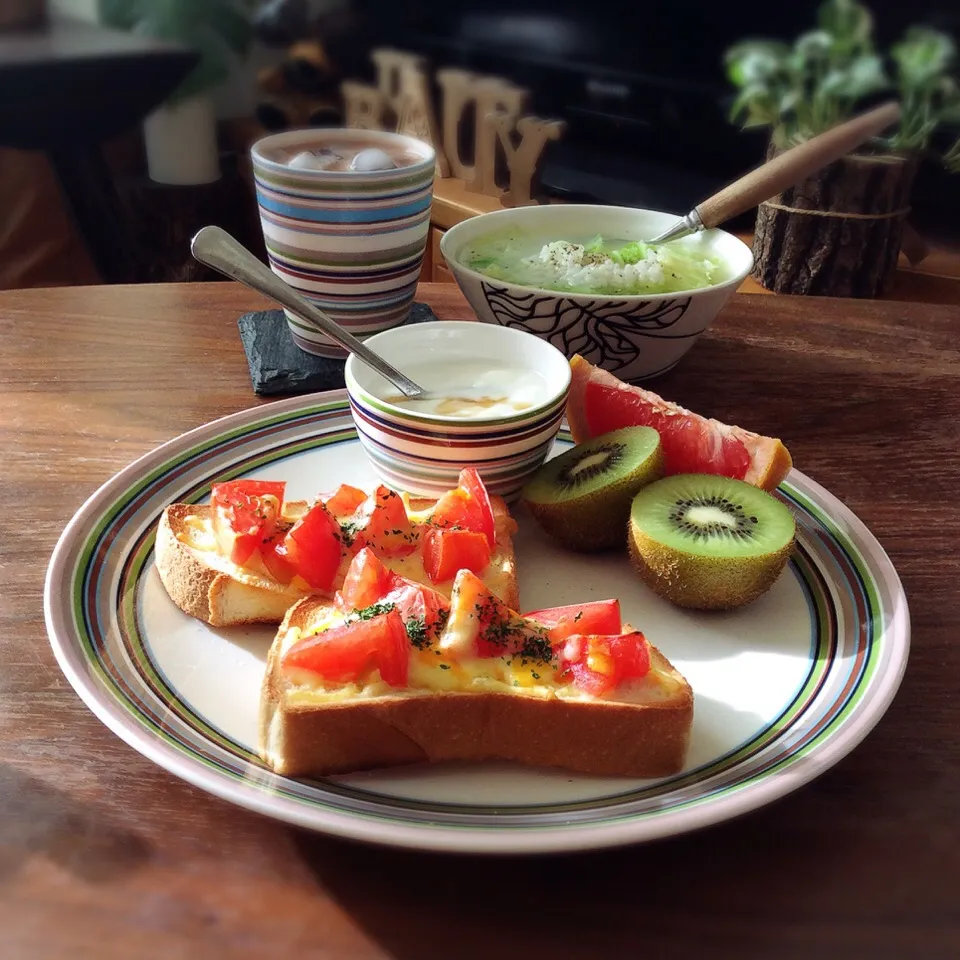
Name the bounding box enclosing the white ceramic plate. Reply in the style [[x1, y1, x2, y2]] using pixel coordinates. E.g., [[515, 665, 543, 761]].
[[45, 392, 910, 854]]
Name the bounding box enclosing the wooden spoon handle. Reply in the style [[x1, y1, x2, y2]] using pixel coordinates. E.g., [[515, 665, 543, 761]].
[[696, 101, 902, 229]]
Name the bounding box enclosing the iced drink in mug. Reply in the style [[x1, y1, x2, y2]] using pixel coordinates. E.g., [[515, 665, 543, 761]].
[[251, 129, 436, 357]]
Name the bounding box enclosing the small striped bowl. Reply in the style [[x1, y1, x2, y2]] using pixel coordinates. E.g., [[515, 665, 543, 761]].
[[344, 322, 571, 500], [251, 128, 436, 357]]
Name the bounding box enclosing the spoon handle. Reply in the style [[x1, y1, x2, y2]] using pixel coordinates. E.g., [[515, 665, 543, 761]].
[[695, 101, 902, 229], [190, 226, 426, 398]]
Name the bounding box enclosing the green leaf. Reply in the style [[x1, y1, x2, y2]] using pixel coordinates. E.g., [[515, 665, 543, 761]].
[[114, 0, 253, 101], [726, 42, 789, 93], [819, 55, 890, 99], [743, 103, 782, 130], [817, 0, 874, 48], [728, 86, 779, 128], [892, 27, 956, 92], [725, 40, 791, 63], [724, 41, 790, 88], [195, 0, 254, 57], [779, 89, 801, 114], [794, 30, 834, 62]]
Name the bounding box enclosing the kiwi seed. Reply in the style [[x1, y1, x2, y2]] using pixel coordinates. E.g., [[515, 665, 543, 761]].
[[628, 474, 796, 610], [522, 427, 664, 552]]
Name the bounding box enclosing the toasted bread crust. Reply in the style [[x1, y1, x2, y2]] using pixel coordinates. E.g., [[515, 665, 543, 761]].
[[155, 495, 520, 626], [259, 599, 693, 779], [155, 507, 222, 623], [155, 505, 312, 627]]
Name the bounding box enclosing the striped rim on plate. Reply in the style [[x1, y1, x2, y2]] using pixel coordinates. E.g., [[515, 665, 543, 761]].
[[44, 392, 910, 854]]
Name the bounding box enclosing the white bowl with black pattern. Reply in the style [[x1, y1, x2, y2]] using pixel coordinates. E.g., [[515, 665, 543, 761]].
[[440, 205, 754, 382]]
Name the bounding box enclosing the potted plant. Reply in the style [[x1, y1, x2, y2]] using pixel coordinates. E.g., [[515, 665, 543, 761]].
[[99, 0, 255, 185], [725, 0, 960, 297]]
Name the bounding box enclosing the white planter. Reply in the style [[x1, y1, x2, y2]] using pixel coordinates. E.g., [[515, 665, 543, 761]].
[[143, 95, 221, 186]]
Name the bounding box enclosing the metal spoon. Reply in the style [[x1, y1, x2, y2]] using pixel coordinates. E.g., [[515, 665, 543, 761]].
[[190, 226, 429, 399], [648, 101, 902, 244]]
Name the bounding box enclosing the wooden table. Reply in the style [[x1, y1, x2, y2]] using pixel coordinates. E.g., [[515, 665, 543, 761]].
[[1, 283, 958, 959]]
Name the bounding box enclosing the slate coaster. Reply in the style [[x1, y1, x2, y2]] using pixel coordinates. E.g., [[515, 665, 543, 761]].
[[237, 302, 438, 396]]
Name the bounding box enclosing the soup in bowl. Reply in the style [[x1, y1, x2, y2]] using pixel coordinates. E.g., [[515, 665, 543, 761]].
[[440, 205, 754, 382]]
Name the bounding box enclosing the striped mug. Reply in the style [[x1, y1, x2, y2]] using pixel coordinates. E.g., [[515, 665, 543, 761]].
[[251, 128, 436, 357]]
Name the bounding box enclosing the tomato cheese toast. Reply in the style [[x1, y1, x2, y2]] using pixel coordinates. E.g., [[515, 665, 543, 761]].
[[155, 469, 518, 627], [260, 549, 693, 779]]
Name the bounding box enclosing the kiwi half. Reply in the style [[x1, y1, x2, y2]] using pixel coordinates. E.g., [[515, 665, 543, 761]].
[[628, 474, 796, 610], [523, 427, 664, 551]]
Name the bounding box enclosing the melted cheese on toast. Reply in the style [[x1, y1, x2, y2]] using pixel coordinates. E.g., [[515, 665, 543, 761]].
[[174, 503, 514, 601], [278, 610, 684, 707]]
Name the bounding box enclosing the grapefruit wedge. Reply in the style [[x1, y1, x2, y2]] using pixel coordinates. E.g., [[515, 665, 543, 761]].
[[566, 355, 792, 492]]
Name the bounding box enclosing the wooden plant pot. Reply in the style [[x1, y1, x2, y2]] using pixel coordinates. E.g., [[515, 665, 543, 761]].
[[752, 151, 917, 298]]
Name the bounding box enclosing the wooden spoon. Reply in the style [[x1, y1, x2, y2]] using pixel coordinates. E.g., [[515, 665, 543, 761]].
[[648, 101, 902, 244]]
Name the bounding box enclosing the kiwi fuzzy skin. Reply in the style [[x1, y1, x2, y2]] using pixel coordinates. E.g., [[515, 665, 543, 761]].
[[627, 519, 795, 610], [524, 446, 664, 552]]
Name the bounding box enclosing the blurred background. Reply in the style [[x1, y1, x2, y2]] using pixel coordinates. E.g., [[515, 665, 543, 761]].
[[1, 0, 958, 290]]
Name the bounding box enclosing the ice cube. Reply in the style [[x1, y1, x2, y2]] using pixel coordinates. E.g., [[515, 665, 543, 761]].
[[349, 148, 397, 172], [287, 149, 342, 171]]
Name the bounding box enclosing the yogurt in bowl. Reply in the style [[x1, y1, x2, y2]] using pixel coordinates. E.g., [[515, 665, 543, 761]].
[[380, 360, 553, 420], [344, 322, 571, 500]]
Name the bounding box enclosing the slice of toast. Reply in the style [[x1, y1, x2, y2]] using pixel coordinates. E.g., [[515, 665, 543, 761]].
[[259, 597, 694, 779], [155, 495, 519, 628]]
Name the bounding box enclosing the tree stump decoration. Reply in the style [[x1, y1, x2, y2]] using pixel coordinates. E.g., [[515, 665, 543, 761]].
[[752, 150, 917, 298]]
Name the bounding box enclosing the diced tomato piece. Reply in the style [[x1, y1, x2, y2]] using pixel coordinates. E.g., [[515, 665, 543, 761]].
[[384, 579, 451, 648], [281, 502, 343, 591], [556, 631, 651, 695], [323, 484, 368, 519], [446, 571, 550, 661], [422, 527, 491, 583], [561, 654, 613, 697], [430, 489, 470, 527], [336, 547, 395, 610], [282, 609, 409, 687], [211, 480, 286, 503], [608, 632, 651, 681], [351, 486, 418, 557], [334, 548, 451, 647], [210, 480, 286, 567], [260, 536, 297, 584], [430, 469, 496, 548], [459, 468, 496, 548], [524, 599, 622, 642]]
